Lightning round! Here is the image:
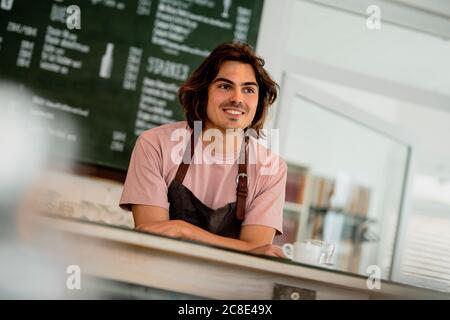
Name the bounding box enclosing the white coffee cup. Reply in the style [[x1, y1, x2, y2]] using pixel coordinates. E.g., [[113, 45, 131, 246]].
[[282, 240, 335, 266]]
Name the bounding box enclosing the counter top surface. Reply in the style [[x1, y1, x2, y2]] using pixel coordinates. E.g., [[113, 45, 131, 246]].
[[36, 215, 450, 299]]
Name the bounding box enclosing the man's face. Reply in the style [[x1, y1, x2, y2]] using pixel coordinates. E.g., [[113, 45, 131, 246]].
[[205, 61, 259, 132]]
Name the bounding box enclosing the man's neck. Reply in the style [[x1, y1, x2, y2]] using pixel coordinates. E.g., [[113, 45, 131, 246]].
[[201, 125, 244, 155]]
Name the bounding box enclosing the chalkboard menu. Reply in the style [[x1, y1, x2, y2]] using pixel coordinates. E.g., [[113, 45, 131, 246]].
[[0, 0, 264, 170]]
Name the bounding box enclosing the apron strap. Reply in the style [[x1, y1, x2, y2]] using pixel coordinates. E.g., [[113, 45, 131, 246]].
[[236, 135, 249, 220], [174, 130, 198, 184]]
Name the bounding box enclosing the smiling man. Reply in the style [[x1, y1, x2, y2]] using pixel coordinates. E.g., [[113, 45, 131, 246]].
[[119, 42, 287, 257]]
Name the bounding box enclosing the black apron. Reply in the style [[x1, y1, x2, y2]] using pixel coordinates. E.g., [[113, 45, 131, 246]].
[[168, 131, 248, 239]]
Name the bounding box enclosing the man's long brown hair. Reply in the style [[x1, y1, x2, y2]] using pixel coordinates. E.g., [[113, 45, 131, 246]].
[[177, 42, 279, 138]]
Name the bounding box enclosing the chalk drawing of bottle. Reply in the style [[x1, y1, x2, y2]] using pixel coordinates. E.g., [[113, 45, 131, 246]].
[[99, 43, 114, 79], [221, 0, 231, 19], [1, 0, 14, 11]]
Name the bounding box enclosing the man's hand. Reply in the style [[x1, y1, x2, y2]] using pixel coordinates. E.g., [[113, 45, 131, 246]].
[[248, 244, 286, 258], [135, 220, 195, 240]]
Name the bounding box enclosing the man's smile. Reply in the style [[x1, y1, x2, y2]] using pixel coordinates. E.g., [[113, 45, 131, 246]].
[[222, 107, 246, 118]]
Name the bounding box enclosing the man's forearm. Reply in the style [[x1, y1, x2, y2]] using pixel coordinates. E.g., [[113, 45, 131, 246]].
[[136, 220, 283, 257], [136, 219, 264, 252], [185, 224, 258, 252]]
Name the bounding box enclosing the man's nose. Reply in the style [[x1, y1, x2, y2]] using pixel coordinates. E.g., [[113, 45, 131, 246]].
[[230, 88, 243, 104]]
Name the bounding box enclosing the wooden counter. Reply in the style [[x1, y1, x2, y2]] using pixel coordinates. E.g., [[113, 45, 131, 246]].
[[34, 216, 450, 300]]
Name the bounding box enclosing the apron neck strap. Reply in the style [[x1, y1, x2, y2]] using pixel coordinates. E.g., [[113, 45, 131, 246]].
[[174, 130, 199, 184], [236, 135, 248, 220]]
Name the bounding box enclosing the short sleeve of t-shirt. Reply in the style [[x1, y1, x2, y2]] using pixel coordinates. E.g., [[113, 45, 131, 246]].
[[242, 159, 287, 235], [119, 134, 169, 211]]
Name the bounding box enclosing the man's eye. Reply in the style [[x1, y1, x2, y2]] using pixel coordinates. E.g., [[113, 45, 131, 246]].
[[243, 87, 256, 94], [218, 84, 231, 90]]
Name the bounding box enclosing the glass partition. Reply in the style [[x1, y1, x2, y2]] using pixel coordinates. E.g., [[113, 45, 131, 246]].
[[274, 74, 411, 279]]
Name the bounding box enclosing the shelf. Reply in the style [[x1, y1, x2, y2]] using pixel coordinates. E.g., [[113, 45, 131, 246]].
[[283, 201, 304, 213], [309, 206, 377, 223]]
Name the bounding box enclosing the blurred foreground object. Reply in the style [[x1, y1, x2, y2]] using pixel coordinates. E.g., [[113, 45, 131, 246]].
[[0, 83, 78, 298]]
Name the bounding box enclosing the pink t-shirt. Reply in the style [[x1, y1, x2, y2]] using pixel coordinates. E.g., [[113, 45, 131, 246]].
[[119, 121, 287, 234]]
